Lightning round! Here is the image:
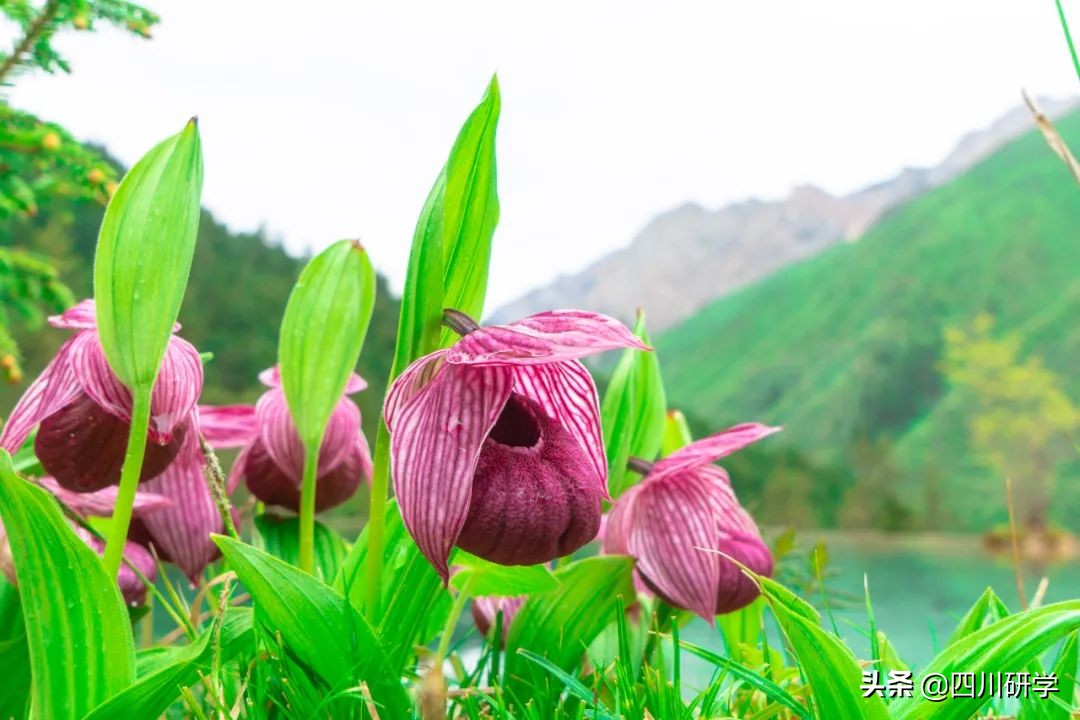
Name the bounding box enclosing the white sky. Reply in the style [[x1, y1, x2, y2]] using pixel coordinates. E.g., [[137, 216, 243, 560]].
[[7, 1, 1079, 309]]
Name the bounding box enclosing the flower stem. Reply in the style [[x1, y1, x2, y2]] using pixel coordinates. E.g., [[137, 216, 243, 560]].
[[198, 434, 238, 539], [103, 388, 152, 578], [298, 444, 321, 575], [436, 573, 475, 663], [363, 421, 391, 620]]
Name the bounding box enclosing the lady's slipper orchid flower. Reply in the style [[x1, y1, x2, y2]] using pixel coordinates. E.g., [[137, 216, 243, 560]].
[[384, 309, 648, 579], [228, 367, 371, 512], [472, 595, 525, 644], [128, 408, 249, 582], [0, 300, 202, 492], [603, 423, 780, 622]]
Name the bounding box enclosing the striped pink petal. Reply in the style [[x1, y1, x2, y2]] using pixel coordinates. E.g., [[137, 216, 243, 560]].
[[446, 310, 649, 366], [472, 595, 527, 643], [68, 332, 204, 443], [47, 299, 97, 329], [512, 360, 607, 497], [0, 337, 83, 453], [38, 476, 172, 517], [383, 350, 449, 430], [257, 365, 367, 394], [649, 423, 781, 483], [625, 474, 723, 621], [136, 432, 229, 581], [198, 405, 258, 449], [256, 388, 361, 481], [389, 360, 512, 580]]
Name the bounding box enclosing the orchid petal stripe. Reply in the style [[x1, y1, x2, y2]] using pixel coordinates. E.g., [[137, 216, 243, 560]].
[[197, 405, 258, 449], [649, 423, 781, 482], [511, 360, 608, 496], [390, 363, 512, 579], [46, 299, 98, 330], [0, 338, 82, 453], [137, 434, 230, 581], [382, 349, 449, 430], [627, 474, 721, 621], [446, 310, 650, 366], [38, 477, 172, 517]]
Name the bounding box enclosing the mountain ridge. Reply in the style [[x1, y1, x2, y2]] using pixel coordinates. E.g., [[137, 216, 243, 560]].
[[490, 97, 1079, 331]]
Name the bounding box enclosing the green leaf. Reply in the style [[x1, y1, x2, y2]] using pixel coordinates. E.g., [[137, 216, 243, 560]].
[[450, 552, 559, 597], [0, 451, 135, 720], [254, 513, 349, 582], [391, 76, 502, 372], [93, 119, 202, 391], [335, 500, 449, 670], [678, 638, 809, 719], [278, 238, 377, 450], [505, 556, 635, 712], [893, 600, 1080, 720], [438, 76, 501, 346], [944, 586, 1010, 647], [660, 408, 693, 456], [84, 607, 253, 720], [213, 535, 408, 717], [601, 310, 666, 499], [757, 576, 889, 720], [717, 595, 764, 664], [0, 582, 30, 720]]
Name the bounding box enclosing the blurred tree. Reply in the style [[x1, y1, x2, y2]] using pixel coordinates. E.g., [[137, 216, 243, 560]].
[[941, 313, 1080, 530], [0, 0, 157, 381], [838, 433, 915, 531]]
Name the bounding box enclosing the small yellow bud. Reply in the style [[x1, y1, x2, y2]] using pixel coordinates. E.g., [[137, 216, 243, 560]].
[[105, 180, 118, 196], [87, 168, 106, 185], [41, 132, 61, 151], [72, 15, 89, 30]]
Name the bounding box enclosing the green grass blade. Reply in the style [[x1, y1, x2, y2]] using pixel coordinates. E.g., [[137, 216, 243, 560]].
[[758, 576, 889, 720], [505, 556, 635, 714], [678, 638, 809, 718], [893, 600, 1080, 720], [0, 451, 135, 719], [213, 535, 408, 717], [84, 607, 253, 719]]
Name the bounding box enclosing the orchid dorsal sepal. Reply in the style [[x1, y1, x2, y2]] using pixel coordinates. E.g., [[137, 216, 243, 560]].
[[443, 308, 480, 337]]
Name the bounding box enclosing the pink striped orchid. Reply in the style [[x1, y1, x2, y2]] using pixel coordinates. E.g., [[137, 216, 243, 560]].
[[603, 423, 780, 622], [472, 595, 526, 644], [0, 299, 202, 492], [384, 309, 648, 579], [227, 366, 372, 512], [0, 299, 248, 582]]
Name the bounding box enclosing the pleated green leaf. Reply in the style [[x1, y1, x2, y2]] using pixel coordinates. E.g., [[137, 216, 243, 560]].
[[278, 239, 376, 451], [660, 408, 694, 456], [93, 119, 203, 391], [438, 76, 500, 344], [84, 607, 253, 720], [335, 500, 449, 670], [213, 535, 408, 717], [253, 513, 349, 582], [392, 76, 501, 375], [758, 576, 889, 720], [0, 452, 135, 720], [601, 310, 665, 499], [505, 556, 634, 713]]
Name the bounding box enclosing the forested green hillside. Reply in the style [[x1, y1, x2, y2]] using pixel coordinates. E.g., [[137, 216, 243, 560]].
[[0, 165, 400, 440], [660, 112, 1080, 532]]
